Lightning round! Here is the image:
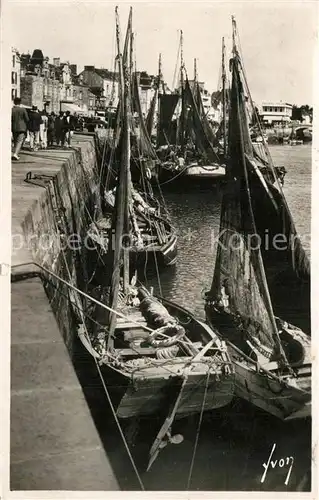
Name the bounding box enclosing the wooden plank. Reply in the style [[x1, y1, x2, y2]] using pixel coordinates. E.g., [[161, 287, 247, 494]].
[[115, 322, 148, 330], [124, 330, 150, 341], [117, 347, 157, 356], [191, 339, 216, 362]]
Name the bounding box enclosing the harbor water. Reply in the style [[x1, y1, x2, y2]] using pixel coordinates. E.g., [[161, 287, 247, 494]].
[[76, 144, 311, 492]]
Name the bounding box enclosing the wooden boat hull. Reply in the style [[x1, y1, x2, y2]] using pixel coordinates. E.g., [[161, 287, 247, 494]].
[[87, 222, 177, 271], [205, 306, 311, 421], [134, 233, 178, 267], [113, 366, 234, 419], [82, 296, 235, 421], [158, 163, 225, 186], [227, 344, 311, 421]]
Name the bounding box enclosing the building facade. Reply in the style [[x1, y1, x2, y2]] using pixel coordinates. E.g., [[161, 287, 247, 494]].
[[77, 66, 119, 109], [259, 102, 292, 126], [11, 48, 21, 101], [19, 49, 92, 114], [136, 71, 156, 116]]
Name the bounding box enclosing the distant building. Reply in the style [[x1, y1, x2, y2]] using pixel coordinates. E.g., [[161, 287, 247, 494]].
[[136, 71, 156, 116], [11, 48, 21, 101], [77, 66, 119, 109], [19, 49, 91, 114], [259, 101, 292, 126]]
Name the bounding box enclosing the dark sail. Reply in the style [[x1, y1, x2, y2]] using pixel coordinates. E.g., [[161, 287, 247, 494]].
[[157, 93, 179, 146], [183, 79, 220, 163], [211, 57, 282, 355], [238, 78, 311, 332], [193, 82, 218, 147]]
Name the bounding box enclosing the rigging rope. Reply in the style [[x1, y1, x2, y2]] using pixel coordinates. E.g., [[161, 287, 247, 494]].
[[186, 370, 210, 490]]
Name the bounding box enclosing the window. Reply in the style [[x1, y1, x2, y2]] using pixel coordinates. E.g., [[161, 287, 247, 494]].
[[12, 55, 15, 67], [79, 91, 83, 100], [11, 72, 16, 84], [274, 107, 278, 112], [89, 99, 93, 107]]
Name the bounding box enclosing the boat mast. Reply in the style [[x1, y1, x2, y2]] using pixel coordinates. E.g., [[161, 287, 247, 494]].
[[155, 53, 162, 145], [108, 7, 132, 339], [158, 52, 163, 92], [221, 37, 227, 157], [180, 29, 185, 154], [194, 57, 197, 83], [231, 15, 237, 57], [123, 8, 132, 295]]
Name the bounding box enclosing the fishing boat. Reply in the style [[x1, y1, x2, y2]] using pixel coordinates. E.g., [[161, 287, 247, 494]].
[[88, 8, 177, 268], [155, 31, 225, 185], [77, 7, 235, 472], [205, 17, 311, 422]]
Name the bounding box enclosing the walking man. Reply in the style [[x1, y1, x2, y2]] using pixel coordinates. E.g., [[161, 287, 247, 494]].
[[28, 106, 42, 151], [11, 97, 29, 161], [54, 112, 64, 147], [39, 110, 48, 149], [47, 112, 56, 147], [62, 111, 74, 147]]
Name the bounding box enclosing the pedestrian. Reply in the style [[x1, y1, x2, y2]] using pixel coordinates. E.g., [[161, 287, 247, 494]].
[[39, 110, 48, 149], [62, 110, 74, 147], [54, 111, 64, 147], [47, 112, 56, 147], [79, 115, 85, 131], [11, 97, 29, 160], [28, 105, 42, 151]]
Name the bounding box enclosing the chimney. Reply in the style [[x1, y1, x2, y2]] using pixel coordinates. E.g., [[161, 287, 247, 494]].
[[53, 57, 60, 67], [84, 65, 95, 71]]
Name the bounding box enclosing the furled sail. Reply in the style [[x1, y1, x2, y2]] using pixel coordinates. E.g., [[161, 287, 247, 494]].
[[211, 57, 283, 357]]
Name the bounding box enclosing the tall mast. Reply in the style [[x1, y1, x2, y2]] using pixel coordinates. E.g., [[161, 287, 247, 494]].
[[108, 7, 132, 340], [231, 15, 237, 57], [158, 52, 163, 91], [123, 8, 133, 294], [180, 29, 185, 154], [154, 53, 162, 146], [194, 58, 197, 83], [221, 37, 227, 157]]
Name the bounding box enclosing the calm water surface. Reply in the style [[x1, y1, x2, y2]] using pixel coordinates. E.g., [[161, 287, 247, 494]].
[[79, 145, 311, 492]]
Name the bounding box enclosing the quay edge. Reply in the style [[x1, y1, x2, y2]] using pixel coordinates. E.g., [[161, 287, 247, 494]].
[[10, 135, 131, 491]]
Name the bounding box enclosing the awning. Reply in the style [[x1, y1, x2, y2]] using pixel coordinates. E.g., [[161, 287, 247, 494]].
[[60, 102, 86, 115]]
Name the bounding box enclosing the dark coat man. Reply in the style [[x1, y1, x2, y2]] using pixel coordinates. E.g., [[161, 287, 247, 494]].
[[11, 97, 29, 160]]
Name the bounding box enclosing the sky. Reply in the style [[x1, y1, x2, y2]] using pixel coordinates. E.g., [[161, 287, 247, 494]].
[[5, 0, 319, 106]]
